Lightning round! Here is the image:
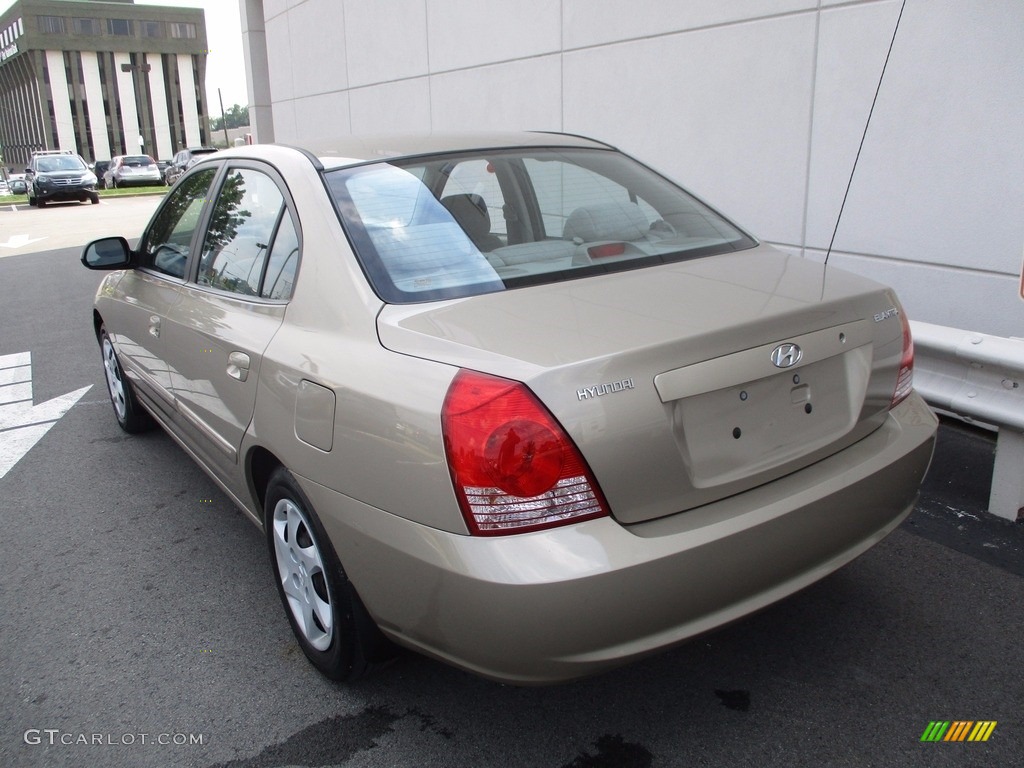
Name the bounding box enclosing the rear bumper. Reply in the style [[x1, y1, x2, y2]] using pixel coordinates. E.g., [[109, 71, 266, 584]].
[[115, 176, 161, 187], [304, 393, 937, 684]]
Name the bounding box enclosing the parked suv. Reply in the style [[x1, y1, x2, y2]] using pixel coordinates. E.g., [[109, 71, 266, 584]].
[[27, 150, 99, 207], [164, 147, 218, 185]]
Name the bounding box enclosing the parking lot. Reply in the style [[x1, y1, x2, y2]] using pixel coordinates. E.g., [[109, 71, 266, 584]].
[[1, 199, 1021, 768]]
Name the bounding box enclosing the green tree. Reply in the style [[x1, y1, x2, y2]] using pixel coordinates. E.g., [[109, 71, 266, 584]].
[[211, 104, 250, 132]]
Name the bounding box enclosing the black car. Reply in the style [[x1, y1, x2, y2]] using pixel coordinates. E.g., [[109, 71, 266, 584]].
[[92, 160, 111, 189], [164, 147, 218, 185], [27, 151, 99, 206]]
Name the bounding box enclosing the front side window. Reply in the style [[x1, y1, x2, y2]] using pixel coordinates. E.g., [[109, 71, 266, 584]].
[[139, 168, 216, 278], [326, 147, 756, 304], [197, 168, 296, 299]]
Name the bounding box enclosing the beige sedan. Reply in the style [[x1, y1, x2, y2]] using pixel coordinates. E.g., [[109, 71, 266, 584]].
[[81, 133, 936, 684]]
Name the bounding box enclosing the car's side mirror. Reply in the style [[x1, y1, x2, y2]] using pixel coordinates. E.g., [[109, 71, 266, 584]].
[[82, 237, 133, 269]]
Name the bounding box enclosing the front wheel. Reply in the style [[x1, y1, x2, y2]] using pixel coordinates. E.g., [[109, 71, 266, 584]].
[[99, 325, 153, 433], [265, 467, 393, 680], [89, 191, 100, 204]]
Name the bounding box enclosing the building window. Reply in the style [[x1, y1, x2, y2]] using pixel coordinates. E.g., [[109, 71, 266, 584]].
[[73, 18, 100, 35], [141, 21, 164, 38], [169, 22, 196, 39], [107, 19, 134, 37], [38, 16, 66, 34]]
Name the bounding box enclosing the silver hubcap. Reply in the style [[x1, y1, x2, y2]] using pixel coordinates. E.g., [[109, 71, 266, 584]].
[[272, 499, 333, 651], [102, 337, 127, 421]]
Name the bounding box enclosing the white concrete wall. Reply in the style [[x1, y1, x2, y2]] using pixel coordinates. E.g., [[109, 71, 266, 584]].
[[79, 52, 111, 161], [45, 50, 77, 153], [113, 52, 143, 153], [242, 0, 1024, 337], [146, 55, 174, 162]]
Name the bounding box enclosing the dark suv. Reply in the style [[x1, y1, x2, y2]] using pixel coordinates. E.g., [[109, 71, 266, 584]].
[[27, 151, 99, 207], [164, 147, 219, 185]]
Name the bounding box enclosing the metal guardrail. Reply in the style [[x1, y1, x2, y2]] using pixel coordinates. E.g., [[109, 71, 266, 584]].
[[910, 321, 1024, 522]]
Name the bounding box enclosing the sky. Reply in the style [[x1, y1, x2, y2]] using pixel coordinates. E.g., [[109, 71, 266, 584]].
[[0, 0, 250, 109]]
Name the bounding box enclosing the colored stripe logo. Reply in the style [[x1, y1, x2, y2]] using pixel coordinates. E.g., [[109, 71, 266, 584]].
[[920, 721, 997, 742]]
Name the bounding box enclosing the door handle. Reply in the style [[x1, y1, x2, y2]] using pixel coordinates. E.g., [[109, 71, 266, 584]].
[[227, 351, 251, 382], [148, 315, 161, 338]]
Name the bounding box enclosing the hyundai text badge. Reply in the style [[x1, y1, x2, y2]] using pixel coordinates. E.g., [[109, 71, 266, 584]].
[[770, 343, 803, 368]]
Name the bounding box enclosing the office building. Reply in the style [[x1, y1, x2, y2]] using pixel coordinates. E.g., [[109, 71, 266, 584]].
[[0, 0, 209, 168]]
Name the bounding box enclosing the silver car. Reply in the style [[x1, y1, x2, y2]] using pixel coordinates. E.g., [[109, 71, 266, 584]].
[[81, 133, 936, 684], [104, 154, 162, 188]]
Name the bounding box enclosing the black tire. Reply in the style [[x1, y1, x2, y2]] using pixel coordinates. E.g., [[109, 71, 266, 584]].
[[37, 198, 46, 208], [27, 194, 36, 206], [89, 192, 100, 204], [99, 325, 153, 433], [264, 467, 393, 681]]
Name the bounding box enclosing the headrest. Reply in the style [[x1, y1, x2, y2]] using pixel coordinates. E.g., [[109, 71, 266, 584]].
[[441, 193, 491, 238], [563, 202, 648, 243]]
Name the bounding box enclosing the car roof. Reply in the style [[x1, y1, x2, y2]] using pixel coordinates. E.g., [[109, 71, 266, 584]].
[[208, 131, 617, 170]]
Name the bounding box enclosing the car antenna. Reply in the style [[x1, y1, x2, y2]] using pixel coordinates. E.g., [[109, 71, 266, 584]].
[[824, 0, 906, 268]]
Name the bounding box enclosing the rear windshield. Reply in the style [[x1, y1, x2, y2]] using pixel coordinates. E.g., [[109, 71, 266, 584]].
[[325, 147, 757, 303], [124, 155, 156, 166]]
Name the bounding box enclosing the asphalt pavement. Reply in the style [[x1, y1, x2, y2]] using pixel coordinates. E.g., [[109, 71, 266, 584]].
[[1, 206, 1021, 767]]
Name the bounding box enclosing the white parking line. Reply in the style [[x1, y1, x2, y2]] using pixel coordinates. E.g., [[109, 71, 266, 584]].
[[0, 235, 48, 249], [0, 352, 92, 479]]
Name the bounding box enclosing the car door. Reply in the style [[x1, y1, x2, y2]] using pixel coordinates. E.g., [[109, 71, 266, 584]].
[[103, 167, 219, 423], [161, 163, 299, 485]]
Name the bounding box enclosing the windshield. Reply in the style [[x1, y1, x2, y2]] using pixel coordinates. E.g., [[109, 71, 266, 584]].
[[124, 156, 156, 166], [325, 147, 757, 304], [36, 155, 86, 173]]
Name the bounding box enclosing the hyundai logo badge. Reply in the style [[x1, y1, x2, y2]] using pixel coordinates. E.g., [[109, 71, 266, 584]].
[[771, 343, 802, 368]]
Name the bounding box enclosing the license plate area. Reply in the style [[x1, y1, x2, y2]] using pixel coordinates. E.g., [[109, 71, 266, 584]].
[[655, 321, 874, 489]]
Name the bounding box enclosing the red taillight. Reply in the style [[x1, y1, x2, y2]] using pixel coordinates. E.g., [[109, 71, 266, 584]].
[[442, 370, 610, 535], [891, 309, 914, 408]]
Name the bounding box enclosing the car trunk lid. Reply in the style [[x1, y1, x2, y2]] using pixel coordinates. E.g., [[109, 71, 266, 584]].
[[377, 245, 909, 524]]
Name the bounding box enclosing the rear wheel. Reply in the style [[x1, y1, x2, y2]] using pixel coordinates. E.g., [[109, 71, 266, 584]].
[[265, 467, 393, 680], [99, 325, 153, 433]]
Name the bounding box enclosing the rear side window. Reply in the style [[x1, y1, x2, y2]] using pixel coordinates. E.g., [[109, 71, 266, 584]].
[[326, 147, 755, 304], [197, 167, 299, 299]]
